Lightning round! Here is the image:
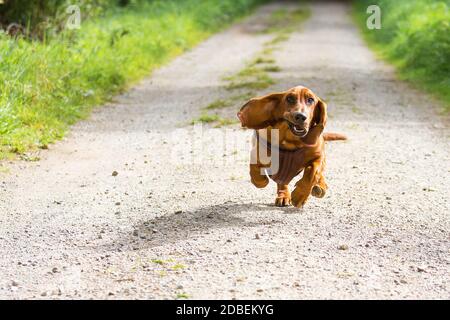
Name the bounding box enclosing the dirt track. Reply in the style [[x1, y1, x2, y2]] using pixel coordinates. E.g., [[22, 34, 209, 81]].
[[1, 1, 449, 299]]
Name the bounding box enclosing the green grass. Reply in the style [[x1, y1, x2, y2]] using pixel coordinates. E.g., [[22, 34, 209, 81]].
[[204, 99, 229, 110], [222, 6, 310, 92], [194, 4, 310, 129], [204, 92, 254, 111], [0, 0, 267, 159], [190, 113, 221, 124], [151, 259, 166, 265], [262, 65, 281, 72], [353, 0, 450, 112], [222, 50, 279, 91], [190, 113, 237, 128], [171, 263, 186, 271], [265, 33, 290, 45], [252, 56, 276, 65], [263, 7, 310, 34], [215, 117, 239, 127], [226, 73, 275, 90]]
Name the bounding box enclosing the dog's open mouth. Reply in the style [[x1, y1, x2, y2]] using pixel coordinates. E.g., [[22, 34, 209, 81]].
[[287, 121, 307, 137]]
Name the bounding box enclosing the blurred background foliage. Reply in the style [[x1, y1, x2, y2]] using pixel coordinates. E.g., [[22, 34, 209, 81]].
[[0, 0, 267, 158], [0, 0, 135, 38], [354, 0, 450, 110], [0, 0, 448, 159]]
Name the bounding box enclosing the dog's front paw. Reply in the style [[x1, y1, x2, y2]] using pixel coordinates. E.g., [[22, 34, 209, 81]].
[[275, 192, 291, 207], [291, 188, 309, 208], [250, 165, 269, 188], [251, 175, 269, 188]]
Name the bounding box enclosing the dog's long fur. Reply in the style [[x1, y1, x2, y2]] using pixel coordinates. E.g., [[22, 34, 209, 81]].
[[237, 86, 346, 207]]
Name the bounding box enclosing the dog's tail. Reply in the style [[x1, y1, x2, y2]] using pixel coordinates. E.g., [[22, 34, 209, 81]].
[[323, 132, 347, 141]]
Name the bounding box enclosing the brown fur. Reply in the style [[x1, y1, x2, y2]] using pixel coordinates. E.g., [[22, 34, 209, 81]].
[[237, 86, 346, 207]]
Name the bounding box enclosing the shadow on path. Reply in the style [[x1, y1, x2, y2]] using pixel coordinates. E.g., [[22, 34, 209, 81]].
[[109, 202, 298, 251]]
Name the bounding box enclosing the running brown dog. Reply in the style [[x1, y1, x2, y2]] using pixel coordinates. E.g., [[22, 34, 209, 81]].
[[237, 85, 346, 207]]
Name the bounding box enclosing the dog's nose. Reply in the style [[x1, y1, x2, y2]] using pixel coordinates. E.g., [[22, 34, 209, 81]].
[[293, 112, 307, 123]]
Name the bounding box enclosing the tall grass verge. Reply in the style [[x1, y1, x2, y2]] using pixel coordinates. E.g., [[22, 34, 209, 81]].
[[353, 0, 450, 112], [0, 0, 267, 159]]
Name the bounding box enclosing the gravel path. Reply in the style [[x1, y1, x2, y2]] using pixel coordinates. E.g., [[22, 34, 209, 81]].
[[1, 2, 449, 299]]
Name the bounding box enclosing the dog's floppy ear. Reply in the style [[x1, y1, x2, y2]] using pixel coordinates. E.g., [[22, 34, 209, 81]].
[[237, 92, 284, 129], [304, 98, 327, 144], [312, 98, 327, 127]]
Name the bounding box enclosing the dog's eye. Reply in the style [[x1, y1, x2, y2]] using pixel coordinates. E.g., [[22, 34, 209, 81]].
[[286, 95, 297, 104], [306, 97, 315, 105]]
